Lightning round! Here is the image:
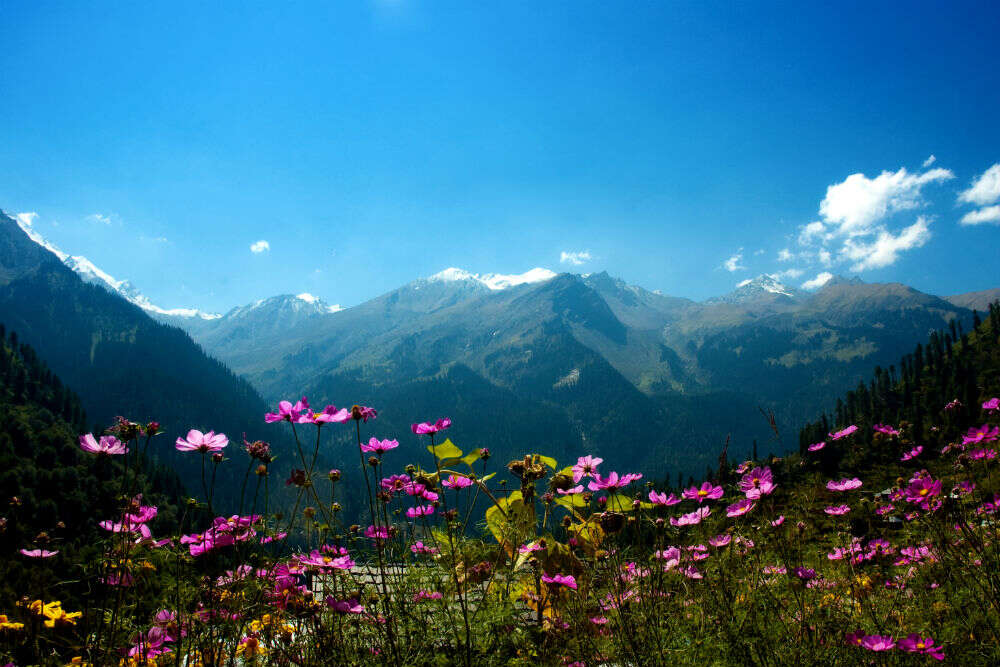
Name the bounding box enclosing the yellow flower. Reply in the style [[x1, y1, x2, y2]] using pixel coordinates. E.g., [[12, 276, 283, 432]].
[[43, 602, 82, 629], [21, 599, 45, 616], [236, 636, 267, 658], [0, 614, 25, 631], [66, 657, 91, 666]]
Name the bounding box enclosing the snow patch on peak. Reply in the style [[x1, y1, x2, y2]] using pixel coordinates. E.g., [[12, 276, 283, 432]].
[[297, 292, 344, 313], [12, 212, 220, 320], [427, 267, 556, 291], [296, 292, 320, 304]]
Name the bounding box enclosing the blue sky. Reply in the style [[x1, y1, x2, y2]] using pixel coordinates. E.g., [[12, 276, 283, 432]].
[[1, 1, 999, 312]]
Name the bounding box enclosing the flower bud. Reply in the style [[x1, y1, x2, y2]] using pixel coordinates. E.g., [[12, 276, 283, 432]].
[[328, 469, 341, 482], [303, 507, 316, 519], [212, 453, 224, 464], [256, 464, 268, 476]]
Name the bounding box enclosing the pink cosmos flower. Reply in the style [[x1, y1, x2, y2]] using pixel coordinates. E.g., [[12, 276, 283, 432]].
[[904, 477, 942, 504], [360, 437, 399, 455], [326, 597, 365, 614], [20, 548, 58, 558], [671, 507, 711, 526], [735, 460, 752, 474], [175, 429, 228, 453], [541, 573, 577, 590], [648, 490, 681, 506], [954, 480, 975, 495], [681, 566, 703, 580], [381, 474, 411, 493], [875, 504, 894, 515], [944, 398, 963, 411], [709, 534, 731, 547], [807, 441, 826, 452], [682, 481, 724, 503], [558, 485, 584, 495], [410, 541, 438, 555], [406, 505, 435, 518], [654, 547, 681, 570], [901, 446, 923, 461], [970, 448, 998, 461], [983, 397, 999, 412], [411, 418, 452, 435], [826, 478, 862, 492], [763, 565, 787, 575], [828, 425, 858, 441], [726, 498, 756, 518], [365, 525, 390, 540], [265, 398, 309, 423], [413, 590, 443, 602], [442, 475, 474, 490], [897, 634, 944, 660], [860, 635, 896, 651], [351, 405, 378, 422], [79, 433, 128, 455], [771, 515, 786, 527], [738, 467, 776, 499], [572, 455, 603, 483], [588, 472, 642, 492], [519, 542, 544, 554], [963, 424, 999, 445], [297, 550, 355, 571], [299, 404, 351, 425], [873, 423, 900, 436], [824, 504, 851, 516], [791, 567, 816, 580]]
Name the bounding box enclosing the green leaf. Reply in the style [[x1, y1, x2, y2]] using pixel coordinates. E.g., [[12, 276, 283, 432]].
[[605, 494, 637, 512], [462, 449, 484, 466], [427, 438, 463, 460], [537, 455, 558, 469], [554, 494, 587, 509]]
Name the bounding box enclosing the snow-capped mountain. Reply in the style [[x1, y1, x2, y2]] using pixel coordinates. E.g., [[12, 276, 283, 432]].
[[706, 274, 803, 305], [425, 267, 557, 291], [11, 211, 220, 320], [223, 293, 343, 320]]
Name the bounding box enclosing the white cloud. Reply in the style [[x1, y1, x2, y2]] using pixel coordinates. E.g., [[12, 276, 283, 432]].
[[86, 213, 113, 225], [817, 248, 832, 267], [818, 167, 953, 237], [922, 155, 936, 168], [960, 205, 1000, 226], [777, 248, 794, 262], [801, 272, 833, 290], [958, 164, 1000, 207], [250, 240, 270, 254], [753, 248, 766, 256], [15, 212, 38, 227], [722, 248, 745, 272], [560, 250, 592, 266], [736, 278, 752, 287], [775, 268, 804, 280], [797, 221, 827, 245], [841, 217, 931, 271]]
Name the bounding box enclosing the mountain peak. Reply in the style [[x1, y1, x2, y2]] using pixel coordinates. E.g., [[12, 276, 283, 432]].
[[6, 210, 220, 320], [707, 274, 801, 305], [426, 267, 557, 291]]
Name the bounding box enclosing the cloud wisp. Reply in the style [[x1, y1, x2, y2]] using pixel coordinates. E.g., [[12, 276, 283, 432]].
[[250, 240, 270, 254], [560, 250, 592, 266], [722, 249, 745, 272]]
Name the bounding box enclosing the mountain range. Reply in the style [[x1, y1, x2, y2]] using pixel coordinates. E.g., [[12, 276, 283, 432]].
[[4, 208, 997, 483], [0, 210, 292, 509]]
